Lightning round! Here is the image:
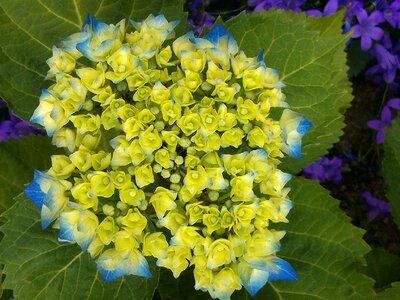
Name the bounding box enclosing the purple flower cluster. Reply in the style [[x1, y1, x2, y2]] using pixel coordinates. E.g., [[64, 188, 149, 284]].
[[0, 99, 44, 141], [303, 156, 343, 184]]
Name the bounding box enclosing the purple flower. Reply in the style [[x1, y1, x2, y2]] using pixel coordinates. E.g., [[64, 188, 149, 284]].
[[351, 8, 384, 50], [370, 43, 400, 82], [387, 97, 400, 110], [249, 0, 306, 13], [361, 191, 391, 220], [377, 0, 400, 28], [341, 0, 364, 20], [306, 0, 338, 16], [367, 106, 394, 144], [0, 99, 44, 141], [303, 156, 343, 184]]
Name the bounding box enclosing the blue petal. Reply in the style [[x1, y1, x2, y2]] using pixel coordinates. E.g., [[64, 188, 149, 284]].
[[204, 24, 232, 45], [97, 264, 126, 282], [82, 13, 91, 30], [24, 172, 46, 210], [287, 142, 302, 159], [268, 258, 297, 281], [243, 268, 269, 296], [297, 118, 312, 135], [58, 218, 75, 243], [257, 48, 264, 62]]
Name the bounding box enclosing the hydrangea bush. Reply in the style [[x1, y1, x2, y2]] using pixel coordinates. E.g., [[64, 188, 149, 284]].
[[0, 0, 392, 299]]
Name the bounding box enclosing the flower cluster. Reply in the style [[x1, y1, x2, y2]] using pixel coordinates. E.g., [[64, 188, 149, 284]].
[[24, 14, 311, 299]]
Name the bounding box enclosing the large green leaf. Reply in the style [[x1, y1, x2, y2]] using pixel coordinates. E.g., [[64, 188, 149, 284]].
[[0, 0, 187, 120], [225, 10, 352, 173], [376, 282, 400, 299], [0, 194, 159, 300], [0, 135, 61, 217], [158, 177, 374, 299], [383, 118, 400, 228], [365, 248, 400, 290]]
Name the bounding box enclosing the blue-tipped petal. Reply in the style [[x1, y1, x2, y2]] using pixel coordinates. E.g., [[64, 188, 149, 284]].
[[96, 249, 152, 282], [243, 268, 269, 296], [257, 48, 264, 62], [286, 141, 302, 159], [24, 171, 46, 210], [297, 117, 313, 135], [82, 13, 91, 29], [268, 258, 297, 281], [204, 24, 230, 43]]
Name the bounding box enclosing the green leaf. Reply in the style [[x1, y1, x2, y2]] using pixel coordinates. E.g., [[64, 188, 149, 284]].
[[157, 177, 375, 299], [365, 248, 400, 290], [0, 194, 159, 300], [383, 118, 400, 229], [376, 282, 400, 300], [0, 0, 187, 120], [0, 135, 61, 217], [225, 10, 352, 173]]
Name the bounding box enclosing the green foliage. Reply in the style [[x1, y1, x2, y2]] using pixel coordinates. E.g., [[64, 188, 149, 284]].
[[0, 0, 187, 120], [225, 10, 352, 173], [346, 39, 371, 78], [0, 194, 159, 300], [383, 118, 400, 229], [0, 135, 61, 217], [158, 177, 374, 299], [376, 282, 400, 299], [365, 248, 400, 290]]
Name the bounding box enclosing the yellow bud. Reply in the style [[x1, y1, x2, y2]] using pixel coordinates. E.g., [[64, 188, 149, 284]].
[[88, 171, 115, 198], [134, 163, 154, 188], [120, 185, 146, 207], [221, 128, 244, 148], [97, 216, 118, 245], [203, 207, 221, 235], [52, 127, 76, 153], [171, 225, 203, 249], [206, 239, 236, 269], [156, 45, 173, 67], [71, 182, 98, 210], [105, 44, 139, 83], [133, 86, 151, 102], [91, 151, 111, 170], [230, 173, 255, 202], [184, 165, 211, 195], [138, 125, 162, 155], [220, 207, 234, 230], [76, 62, 106, 93], [181, 50, 206, 73], [209, 267, 241, 299], [47, 155, 75, 179], [155, 148, 172, 169], [69, 148, 92, 172], [158, 209, 188, 235], [92, 86, 115, 106], [101, 106, 121, 130], [142, 232, 169, 259], [171, 85, 194, 106], [121, 208, 147, 236], [212, 82, 240, 104], [161, 101, 181, 125], [127, 67, 150, 91], [110, 170, 131, 189], [149, 187, 177, 219], [186, 202, 209, 225], [162, 130, 180, 152], [242, 64, 265, 90], [156, 245, 191, 278]]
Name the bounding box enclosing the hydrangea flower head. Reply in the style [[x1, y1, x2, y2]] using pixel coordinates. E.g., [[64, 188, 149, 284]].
[[25, 14, 311, 299]]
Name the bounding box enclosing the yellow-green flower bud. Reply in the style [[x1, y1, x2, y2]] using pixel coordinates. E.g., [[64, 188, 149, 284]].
[[158, 209, 188, 235], [220, 207, 234, 230], [88, 171, 115, 198], [52, 127, 76, 153], [149, 187, 177, 219], [177, 113, 201, 136], [157, 245, 191, 278], [171, 85, 194, 106], [121, 208, 147, 237], [181, 50, 206, 73], [134, 163, 154, 188], [162, 130, 180, 152], [133, 86, 151, 102], [184, 165, 211, 195], [142, 232, 169, 260], [91, 151, 111, 170], [230, 173, 255, 202], [156, 45, 173, 67], [110, 170, 131, 189], [221, 128, 244, 148], [71, 182, 98, 210], [102, 204, 115, 216], [247, 126, 267, 148], [186, 202, 209, 225], [69, 148, 92, 172], [138, 126, 162, 155], [206, 239, 236, 269], [171, 225, 203, 249], [97, 216, 118, 245], [120, 185, 146, 207], [203, 207, 221, 235], [161, 101, 182, 125], [155, 148, 172, 169], [47, 155, 75, 179]]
